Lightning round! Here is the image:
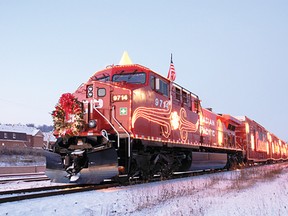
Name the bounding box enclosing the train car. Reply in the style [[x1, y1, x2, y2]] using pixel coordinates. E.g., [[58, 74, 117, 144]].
[[235, 116, 287, 163], [270, 133, 288, 161], [280, 139, 288, 160]]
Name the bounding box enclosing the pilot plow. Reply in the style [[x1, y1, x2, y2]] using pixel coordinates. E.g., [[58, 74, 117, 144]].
[[44, 146, 119, 184]]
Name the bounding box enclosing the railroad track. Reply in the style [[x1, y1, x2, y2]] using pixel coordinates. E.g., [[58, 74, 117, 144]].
[[0, 172, 45, 178], [0, 176, 50, 184], [1, 162, 287, 204], [0, 182, 119, 204]]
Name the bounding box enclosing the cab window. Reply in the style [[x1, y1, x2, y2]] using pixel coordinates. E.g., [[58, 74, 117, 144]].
[[182, 91, 188, 104], [113, 72, 146, 84], [97, 76, 110, 82], [91, 74, 110, 82], [150, 75, 169, 97], [175, 87, 181, 100]]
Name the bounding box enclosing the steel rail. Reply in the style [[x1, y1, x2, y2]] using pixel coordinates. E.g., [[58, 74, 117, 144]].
[[0, 182, 119, 204], [0, 176, 50, 184]]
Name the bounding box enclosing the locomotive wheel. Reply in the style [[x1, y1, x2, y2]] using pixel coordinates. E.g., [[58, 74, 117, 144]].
[[150, 153, 176, 180], [128, 158, 140, 178], [227, 153, 243, 170], [178, 151, 192, 171]]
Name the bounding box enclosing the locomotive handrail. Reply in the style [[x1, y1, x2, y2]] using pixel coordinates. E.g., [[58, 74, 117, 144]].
[[172, 82, 199, 99], [112, 106, 131, 157], [93, 107, 120, 148]]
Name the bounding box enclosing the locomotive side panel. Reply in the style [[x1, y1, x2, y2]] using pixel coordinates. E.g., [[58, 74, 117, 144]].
[[200, 108, 217, 147], [132, 73, 202, 147], [170, 85, 201, 146]]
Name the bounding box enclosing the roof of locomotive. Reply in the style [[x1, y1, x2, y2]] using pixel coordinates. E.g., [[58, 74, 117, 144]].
[[87, 63, 200, 99], [236, 116, 269, 130]]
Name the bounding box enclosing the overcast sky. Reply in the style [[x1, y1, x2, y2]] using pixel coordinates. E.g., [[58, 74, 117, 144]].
[[0, 1, 287, 141]]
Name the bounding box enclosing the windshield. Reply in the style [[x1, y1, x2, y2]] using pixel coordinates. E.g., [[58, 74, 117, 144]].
[[97, 76, 110, 82], [112, 72, 146, 84], [90, 74, 110, 82]]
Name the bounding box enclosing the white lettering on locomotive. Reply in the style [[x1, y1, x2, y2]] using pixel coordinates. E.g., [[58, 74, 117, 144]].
[[155, 98, 170, 109], [200, 126, 216, 137], [201, 116, 215, 126]]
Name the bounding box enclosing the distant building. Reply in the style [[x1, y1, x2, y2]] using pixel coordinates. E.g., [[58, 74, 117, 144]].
[[0, 124, 44, 148], [43, 131, 57, 149]]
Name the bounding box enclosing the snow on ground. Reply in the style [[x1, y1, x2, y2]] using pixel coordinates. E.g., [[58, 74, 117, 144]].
[[1, 163, 288, 216], [0, 155, 45, 167], [0, 178, 65, 192]]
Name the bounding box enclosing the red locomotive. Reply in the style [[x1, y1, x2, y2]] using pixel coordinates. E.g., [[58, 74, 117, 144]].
[[45, 53, 288, 184]]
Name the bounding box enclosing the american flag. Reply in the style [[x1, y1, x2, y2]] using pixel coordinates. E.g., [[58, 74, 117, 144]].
[[167, 54, 176, 82]]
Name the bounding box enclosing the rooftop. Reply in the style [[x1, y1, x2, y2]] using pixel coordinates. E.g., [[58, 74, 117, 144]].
[[0, 124, 41, 136]]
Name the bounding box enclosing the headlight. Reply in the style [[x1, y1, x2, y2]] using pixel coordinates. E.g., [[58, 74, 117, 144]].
[[88, 120, 97, 128], [87, 85, 93, 98]]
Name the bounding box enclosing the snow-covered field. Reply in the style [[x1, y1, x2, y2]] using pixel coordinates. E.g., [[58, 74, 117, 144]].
[[0, 155, 45, 167], [1, 163, 288, 216]]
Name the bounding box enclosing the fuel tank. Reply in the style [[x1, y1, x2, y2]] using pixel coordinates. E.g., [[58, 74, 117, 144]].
[[189, 152, 227, 171]]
